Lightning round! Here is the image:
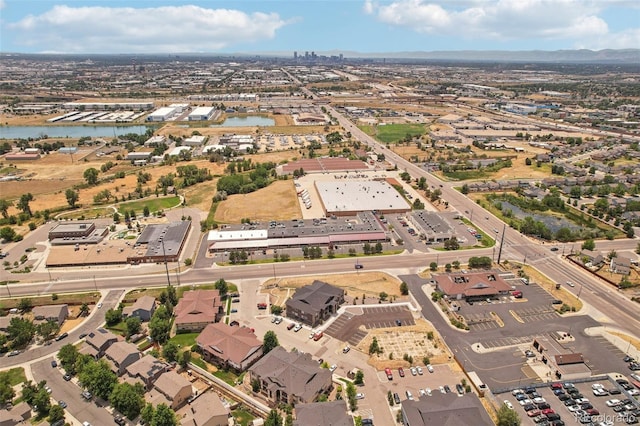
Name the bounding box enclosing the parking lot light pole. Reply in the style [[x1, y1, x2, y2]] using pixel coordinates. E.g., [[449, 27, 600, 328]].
[[577, 282, 584, 300], [162, 240, 171, 287]]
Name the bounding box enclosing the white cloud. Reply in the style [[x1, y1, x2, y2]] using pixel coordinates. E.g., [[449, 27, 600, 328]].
[[363, 0, 375, 15], [369, 0, 636, 47], [0, 0, 6, 10], [7, 5, 289, 53]]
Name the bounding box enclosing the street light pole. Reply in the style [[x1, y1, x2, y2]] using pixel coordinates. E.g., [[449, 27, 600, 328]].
[[577, 282, 583, 300], [93, 275, 98, 292], [496, 223, 506, 265]]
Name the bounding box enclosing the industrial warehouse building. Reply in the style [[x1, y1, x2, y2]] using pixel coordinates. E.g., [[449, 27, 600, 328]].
[[315, 180, 411, 217], [128, 221, 191, 264], [48, 221, 109, 245], [147, 107, 178, 122], [188, 106, 216, 121]]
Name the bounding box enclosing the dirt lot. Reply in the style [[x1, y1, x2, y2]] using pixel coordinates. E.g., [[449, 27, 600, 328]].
[[214, 179, 301, 223], [263, 271, 402, 306], [362, 318, 452, 369]]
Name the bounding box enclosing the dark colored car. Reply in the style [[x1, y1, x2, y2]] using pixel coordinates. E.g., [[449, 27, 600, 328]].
[[393, 393, 400, 404], [63, 374, 72, 381], [51, 360, 57, 368], [444, 385, 451, 393], [79, 333, 87, 339], [456, 384, 464, 395], [398, 367, 405, 377], [114, 416, 126, 426], [55, 332, 68, 341]]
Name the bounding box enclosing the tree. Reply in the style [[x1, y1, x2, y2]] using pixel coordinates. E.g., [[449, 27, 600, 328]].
[[429, 261, 438, 271], [125, 316, 142, 338], [270, 305, 283, 315], [65, 189, 79, 208], [37, 320, 60, 341], [178, 350, 191, 369], [0, 199, 12, 219], [8, 317, 35, 348], [79, 359, 118, 400], [265, 409, 283, 426], [110, 382, 145, 420], [83, 167, 99, 185], [151, 403, 178, 426], [143, 206, 150, 217], [379, 292, 388, 302], [149, 308, 171, 344], [0, 372, 15, 404], [162, 342, 179, 362], [105, 308, 122, 326], [17, 298, 33, 312], [141, 403, 155, 426], [79, 303, 90, 317], [33, 387, 51, 416], [263, 330, 280, 354], [399, 282, 409, 295], [368, 337, 382, 355], [0, 226, 17, 242], [497, 402, 521, 426], [582, 238, 596, 251], [16, 193, 34, 216], [58, 344, 80, 374], [346, 382, 357, 411], [354, 370, 364, 385], [214, 278, 228, 298], [48, 404, 65, 423]]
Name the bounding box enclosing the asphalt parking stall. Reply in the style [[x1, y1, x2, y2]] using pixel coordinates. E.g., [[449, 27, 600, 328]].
[[512, 306, 560, 323], [480, 334, 546, 349], [324, 305, 414, 345], [460, 312, 500, 331]]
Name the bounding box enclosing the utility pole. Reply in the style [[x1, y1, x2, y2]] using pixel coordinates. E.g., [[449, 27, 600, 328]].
[[496, 223, 506, 265], [162, 240, 171, 287], [93, 275, 98, 292]]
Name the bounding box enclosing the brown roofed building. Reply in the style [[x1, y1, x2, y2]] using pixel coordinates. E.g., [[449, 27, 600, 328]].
[[125, 354, 169, 390], [122, 295, 156, 322], [285, 280, 344, 327], [401, 393, 493, 426], [104, 341, 142, 376], [433, 271, 512, 300], [178, 392, 230, 426], [0, 401, 32, 426], [248, 346, 332, 405], [84, 328, 119, 358], [32, 304, 69, 325], [293, 400, 352, 426], [174, 290, 224, 332], [196, 323, 263, 372], [148, 371, 192, 410]]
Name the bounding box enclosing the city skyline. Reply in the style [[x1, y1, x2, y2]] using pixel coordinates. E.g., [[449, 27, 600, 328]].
[[1, 0, 639, 54]]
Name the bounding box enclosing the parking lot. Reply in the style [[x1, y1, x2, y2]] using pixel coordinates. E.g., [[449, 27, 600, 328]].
[[324, 305, 414, 345], [499, 377, 640, 426]]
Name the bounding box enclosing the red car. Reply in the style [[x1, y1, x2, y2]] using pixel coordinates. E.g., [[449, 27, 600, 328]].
[[541, 408, 555, 415], [527, 410, 541, 417], [398, 368, 405, 377], [586, 408, 600, 416]]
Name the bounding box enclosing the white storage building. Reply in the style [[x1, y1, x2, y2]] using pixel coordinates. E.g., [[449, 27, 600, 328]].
[[188, 107, 216, 121], [147, 107, 177, 122]]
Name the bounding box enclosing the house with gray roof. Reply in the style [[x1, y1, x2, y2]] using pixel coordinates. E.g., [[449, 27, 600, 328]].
[[401, 392, 493, 426], [84, 328, 119, 358], [285, 280, 344, 327], [147, 371, 192, 410], [0, 401, 31, 426], [104, 341, 141, 376], [248, 346, 332, 405], [32, 304, 68, 325], [122, 295, 156, 322], [611, 256, 631, 275], [293, 400, 352, 426]]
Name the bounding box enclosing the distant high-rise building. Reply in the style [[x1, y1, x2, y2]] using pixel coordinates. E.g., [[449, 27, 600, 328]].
[[311, 51, 316, 58], [339, 54, 343, 61], [294, 51, 298, 59], [305, 51, 309, 59]]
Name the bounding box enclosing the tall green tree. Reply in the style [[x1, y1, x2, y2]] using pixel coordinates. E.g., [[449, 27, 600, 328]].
[[83, 167, 99, 185], [33, 387, 51, 416], [151, 403, 177, 426], [0, 199, 12, 218], [496, 403, 521, 426], [214, 278, 228, 298], [16, 193, 34, 216], [149, 307, 171, 344], [65, 189, 79, 208], [162, 342, 179, 362], [79, 359, 117, 400], [0, 372, 15, 404], [58, 344, 80, 374], [125, 316, 142, 338], [265, 410, 283, 426], [110, 382, 145, 420], [0, 226, 16, 242], [262, 330, 279, 354], [8, 317, 36, 348], [48, 404, 65, 423]]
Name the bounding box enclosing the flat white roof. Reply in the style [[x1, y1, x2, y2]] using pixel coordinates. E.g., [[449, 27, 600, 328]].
[[184, 135, 207, 143], [168, 146, 191, 156], [189, 106, 215, 116], [207, 229, 268, 241], [149, 107, 176, 117], [316, 180, 411, 213]]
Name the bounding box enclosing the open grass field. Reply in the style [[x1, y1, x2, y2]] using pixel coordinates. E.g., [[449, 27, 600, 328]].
[[117, 195, 181, 215], [0, 291, 102, 310], [214, 179, 301, 223], [263, 271, 401, 306], [1, 367, 27, 386], [359, 123, 427, 144]]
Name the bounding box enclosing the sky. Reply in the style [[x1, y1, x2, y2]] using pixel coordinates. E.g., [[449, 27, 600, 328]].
[[0, 0, 639, 54]]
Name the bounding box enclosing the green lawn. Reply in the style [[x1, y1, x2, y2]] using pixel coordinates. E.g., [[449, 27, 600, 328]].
[[169, 333, 198, 349], [117, 196, 180, 215], [1, 367, 26, 386], [57, 207, 114, 220], [232, 407, 255, 426], [374, 123, 426, 144], [213, 369, 241, 386]]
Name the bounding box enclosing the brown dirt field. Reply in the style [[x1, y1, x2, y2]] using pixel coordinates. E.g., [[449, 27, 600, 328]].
[[263, 272, 401, 306], [214, 179, 301, 223], [246, 151, 301, 165], [59, 317, 84, 334], [182, 178, 218, 213], [363, 318, 452, 370], [389, 145, 429, 160]]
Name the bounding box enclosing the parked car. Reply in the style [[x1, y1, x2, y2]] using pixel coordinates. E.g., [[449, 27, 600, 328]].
[[63, 374, 72, 381], [293, 324, 302, 332], [82, 391, 92, 400], [356, 393, 365, 400], [398, 367, 405, 377], [287, 323, 295, 330], [329, 364, 337, 372], [416, 366, 423, 375], [410, 367, 418, 376], [55, 332, 68, 341], [342, 346, 350, 354], [426, 364, 434, 373], [58, 401, 67, 409], [385, 368, 393, 380], [393, 393, 401, 404], [51, 360, 57, 368]]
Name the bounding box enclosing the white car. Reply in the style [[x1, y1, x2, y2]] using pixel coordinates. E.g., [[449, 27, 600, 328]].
[[532, 397, 546, 404], [606, 399, 621, 407], [410, 367, 417, 376], [329, 364, 337, 372], [416, 366, 423, 375], [519, 398, 533, 406], [592, 383, 604, 389], [511, 389, 524, 396], [439, 386, 446, 394], [419, 389, 426, 397], [293, 324, 302, 332], [426, 364, 434, 373], [309, 332, 316, 339], [342, 346, 350, 354], [567, 281, 575, 287], [425, 387, 432, 396], [356, 393, 365, 400], [503, 400, 514, 410], [97, 302, 102, 308], [628, 389, 640, 396]]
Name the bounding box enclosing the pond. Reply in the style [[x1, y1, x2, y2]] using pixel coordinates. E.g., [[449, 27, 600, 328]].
[[0, 125, 153, 139], [496, 201, 581, 233], [210, 116, 274, 127]]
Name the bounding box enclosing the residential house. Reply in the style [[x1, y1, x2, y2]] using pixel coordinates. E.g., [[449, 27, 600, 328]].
[[581, 250, 604, 267], [0, 402, 31, 426], [125, 354, 169, 390], [178, 392, 229, 426], [83, 328, 119, 358], [196, 323, 263, 372], [148, 371, 192, 410], [248, 346, 332, 405], [174, 290, 224, 332], [0, 316, 14, 334], [32, 304, 69, 325], [401, 393, 494, 426], [611, 256, 631, 275], [104, 341, 142, 376], [285, 280, 345, 327], [293, 400, 352, 426], [122, 295, 156, 322]]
